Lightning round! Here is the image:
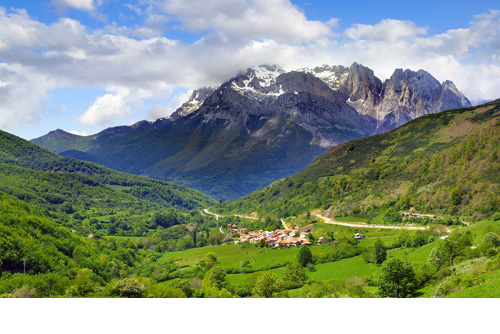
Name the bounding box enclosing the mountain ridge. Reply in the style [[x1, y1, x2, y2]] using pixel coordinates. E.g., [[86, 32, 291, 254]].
[[32, 63, 471, 200]]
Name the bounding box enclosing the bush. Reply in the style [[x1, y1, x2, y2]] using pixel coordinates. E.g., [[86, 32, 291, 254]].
[[109, 278, 145, 298], [486, 248, 498, 257], [306, 263, 316, 272], [436, 267, 452, 280], [483, 232, 500, 247]]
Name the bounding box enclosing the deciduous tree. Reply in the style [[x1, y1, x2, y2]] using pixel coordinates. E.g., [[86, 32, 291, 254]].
[[202, 266, 227, 290], [252, 272, 282, 298], [374, 238, 387, 265], [378, 259, 418, 298], [297, 246, 313, 267], [282, 261, 307, 288]]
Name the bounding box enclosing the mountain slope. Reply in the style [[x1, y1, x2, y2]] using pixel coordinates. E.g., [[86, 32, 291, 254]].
[[0, 130, 215, 210], [218, 99, 500, 222], [32, 63, 471, 200]]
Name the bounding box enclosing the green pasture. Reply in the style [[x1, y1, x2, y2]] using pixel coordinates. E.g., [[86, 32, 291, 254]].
[[160, 244, 301, 271], [226, 254, 381, 285]]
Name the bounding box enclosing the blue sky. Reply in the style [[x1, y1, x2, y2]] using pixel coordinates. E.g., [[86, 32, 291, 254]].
[[1, 0, 499, 140]]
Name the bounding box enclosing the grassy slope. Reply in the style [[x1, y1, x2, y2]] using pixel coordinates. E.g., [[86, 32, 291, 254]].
[[218, 100, 500, 223]]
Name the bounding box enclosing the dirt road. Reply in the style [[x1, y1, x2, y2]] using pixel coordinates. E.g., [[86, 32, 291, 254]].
[[202, 208, 258, 221], [313, 214, 429, 230]]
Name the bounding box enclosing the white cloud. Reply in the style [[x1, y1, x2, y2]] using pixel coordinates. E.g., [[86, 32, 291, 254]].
[[159, 0, 332, 43], [69, 129, 88, 136], [0, 63, 54, 129], [1, 4, 500, 133], [77, 88, 134, 126], [345, 19, 428, 42], [147, 105, 169, 120], [50, 0, 96, 13]]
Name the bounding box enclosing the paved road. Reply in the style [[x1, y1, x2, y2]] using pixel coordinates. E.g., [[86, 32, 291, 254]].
[[313, 214, 429, 230]]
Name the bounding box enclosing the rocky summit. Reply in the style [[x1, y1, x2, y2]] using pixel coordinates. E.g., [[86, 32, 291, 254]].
[[32, 63, 471, 200]]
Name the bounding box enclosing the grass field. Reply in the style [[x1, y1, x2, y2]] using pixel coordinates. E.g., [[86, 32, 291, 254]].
[[225, 254, 381, 286], [158, 218, 499, 297], [160, 244, 301, 271]]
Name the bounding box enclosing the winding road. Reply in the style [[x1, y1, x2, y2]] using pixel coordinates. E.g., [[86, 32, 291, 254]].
[[202, 208, 258, 221], [203, 209, 429, 232], [313, 213, 429, 230]]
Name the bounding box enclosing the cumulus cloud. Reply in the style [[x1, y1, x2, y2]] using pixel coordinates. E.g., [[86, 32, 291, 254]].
[[159, 0, 332, 43], [0, 63, 54, 129], [1, 3, 500, 131], [77, 89, 134, 126], [345, 19, 428, 42]]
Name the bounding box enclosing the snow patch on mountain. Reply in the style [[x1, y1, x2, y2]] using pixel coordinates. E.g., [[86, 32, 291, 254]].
[[297, 65, 349, 91]]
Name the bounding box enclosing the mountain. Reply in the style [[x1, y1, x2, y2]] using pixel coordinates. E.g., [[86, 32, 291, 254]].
[[218, 99, 500, 222], [32, 63, 471, 200], [0, 130, 215, 212]]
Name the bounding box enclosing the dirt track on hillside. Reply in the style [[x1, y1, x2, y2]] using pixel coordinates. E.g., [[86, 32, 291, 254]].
[[313, 214, 429, 230]]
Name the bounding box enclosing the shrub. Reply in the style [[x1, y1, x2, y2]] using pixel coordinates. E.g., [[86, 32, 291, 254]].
[[109, 278, 145, 298], [483, 232, 500, 247]]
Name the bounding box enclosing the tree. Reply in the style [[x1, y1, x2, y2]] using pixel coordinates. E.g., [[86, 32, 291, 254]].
[[202, 266, 227, 290], [378, 259, 418, 298], [282, 262, 307, 288], [205, 252, 217, 263], [482, 232, 500, 247], [252, 272, 282, 298], [109, 277, 145, 298], [374, 239, 387, 265], [166, 278, 193, 298], [439, 232, 472, 265], [297, 246, 313, 267], [428, 247, 445, 270], [65, 268, 105, 297]]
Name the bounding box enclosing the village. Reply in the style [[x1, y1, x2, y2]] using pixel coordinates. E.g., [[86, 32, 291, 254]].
[[224, 223, 331, 247]]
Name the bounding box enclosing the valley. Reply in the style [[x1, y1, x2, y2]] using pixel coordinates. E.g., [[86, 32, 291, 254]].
[[0, 89, 499, 299]]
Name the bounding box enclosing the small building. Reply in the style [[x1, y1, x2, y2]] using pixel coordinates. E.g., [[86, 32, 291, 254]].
[[299, 232, 309, 238], [317, 237, 328, 245], [354, 233, 363, 240], [267, 238, 278, 247]]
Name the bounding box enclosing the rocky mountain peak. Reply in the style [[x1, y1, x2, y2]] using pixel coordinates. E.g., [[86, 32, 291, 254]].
[[168, 86, 217, 122]]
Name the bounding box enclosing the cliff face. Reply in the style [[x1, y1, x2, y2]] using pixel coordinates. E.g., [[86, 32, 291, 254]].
[[299, 63, 471, 134]]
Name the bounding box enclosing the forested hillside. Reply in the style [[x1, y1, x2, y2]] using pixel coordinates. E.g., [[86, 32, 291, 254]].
[[0, 130, 215, 210], [0, 130, 223, 297]]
